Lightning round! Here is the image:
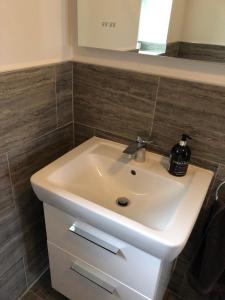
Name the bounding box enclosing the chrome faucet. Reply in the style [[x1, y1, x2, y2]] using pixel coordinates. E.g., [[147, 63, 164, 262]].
[[123, 136, 152, 162]]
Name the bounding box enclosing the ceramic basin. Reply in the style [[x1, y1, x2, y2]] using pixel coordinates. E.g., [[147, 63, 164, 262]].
[[31, 137, 213, 261]]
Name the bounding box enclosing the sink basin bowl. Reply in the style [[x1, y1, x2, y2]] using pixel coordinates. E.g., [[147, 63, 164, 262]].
[[31, 137, 213, 261]]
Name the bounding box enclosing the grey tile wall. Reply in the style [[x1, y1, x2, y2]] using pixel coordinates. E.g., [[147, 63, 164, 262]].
[[0, 62, 73, 300], [55, 63, 73, 126], [0, 259, 27, 300], [178, 42, 225, 63], [0, 66, 56, 154], [164, 42, 225, 63], [74, 63, 159, 140], [1, 60, 225, 300], [73, 62, 225, 300], [0, 154, 14, 216], [152, 78, 225, 163]]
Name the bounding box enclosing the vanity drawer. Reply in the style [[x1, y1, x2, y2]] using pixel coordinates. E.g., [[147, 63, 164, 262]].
[[44, 204, 160, 298], [48, 242, 151, 300]]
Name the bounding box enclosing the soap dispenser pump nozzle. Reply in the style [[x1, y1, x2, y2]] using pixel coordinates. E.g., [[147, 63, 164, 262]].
[[180, 134, 191, 146]]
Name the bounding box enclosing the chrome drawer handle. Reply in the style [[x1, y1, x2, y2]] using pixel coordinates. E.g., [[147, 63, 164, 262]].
[[69, 221, 120, 254], [71, 260, 116, 294]]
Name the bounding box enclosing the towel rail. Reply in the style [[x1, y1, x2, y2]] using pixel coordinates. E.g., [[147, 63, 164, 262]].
[[215, 180, 225, 201]]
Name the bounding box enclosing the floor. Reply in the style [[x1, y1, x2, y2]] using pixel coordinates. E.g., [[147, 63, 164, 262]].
[[21, 271, 67, 300], [21, 270, 180, 300]]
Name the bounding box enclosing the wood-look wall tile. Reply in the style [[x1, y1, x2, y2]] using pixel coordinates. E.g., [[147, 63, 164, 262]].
[[7, 206, 48, 286], [74, 123, 95, 146], [189, 157, 218, 173], [164, 42, 180, 57], [0, 66, 57, 154], [0, 201, 45, 280], [0, 62, 74, 295], [152, 77, 225, 164], [152, 121, 225, 164], [23, 222, 48, 286], [74, 63, 159, 140], [56, 62, 73, 126], [72, 61, 225, 300], [0, 209, 20, 250], [179, 42, 225, 63], [14, 184, 43, 224], [73, 62, 78, 93], [155, 77, 225, 134], [0, 259, 27, 300], [95, 129, 133, 145], [0, 154, 14, 216], [9, 123, 73, 199], [0, 233, 24, 277], [75, 81, 153, 140], [7, 124, 73, 286], [76, 63, 159, 105], [6, 124, 73, 280]]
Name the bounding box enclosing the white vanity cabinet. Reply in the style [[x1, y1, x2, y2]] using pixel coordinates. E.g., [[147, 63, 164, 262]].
[[31, 138, 213, 300], [44, 204, 173, 300]]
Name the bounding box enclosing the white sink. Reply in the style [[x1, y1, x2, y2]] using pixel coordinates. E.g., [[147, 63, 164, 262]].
[[31, 137, 213, 261]]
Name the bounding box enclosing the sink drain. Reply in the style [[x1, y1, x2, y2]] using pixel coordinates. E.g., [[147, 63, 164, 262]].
[[116, 197, 129, 207]]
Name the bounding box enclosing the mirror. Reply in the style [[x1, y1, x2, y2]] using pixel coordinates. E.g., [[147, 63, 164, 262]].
[[77, 0, 225, 63]]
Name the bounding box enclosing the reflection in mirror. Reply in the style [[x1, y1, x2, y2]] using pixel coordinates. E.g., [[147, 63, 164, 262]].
[[77, 0, 142, 51], [77, 0, 225, 63], [138, 0, 174, 56]]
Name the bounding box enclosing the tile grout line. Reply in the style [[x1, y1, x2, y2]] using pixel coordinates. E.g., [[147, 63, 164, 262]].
[[75, 121, 132, 142], [30, 290, 45, 300], [14, 121, 74, 149], [5, 152, 17, 208], [149, 76, 160, 138], [22, 257, 29, 290], [0, 151, 9, 157], [18, 267, 49, 300], [94, 126, 131, 141]]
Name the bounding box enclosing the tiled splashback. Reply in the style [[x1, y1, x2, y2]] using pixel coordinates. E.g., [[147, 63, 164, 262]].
[[73, 63, 225, 299], [1, 60, 225, 299], [74, 63, 159, 141], [74, 63, 225, 167], [0, 62, 73, 299]]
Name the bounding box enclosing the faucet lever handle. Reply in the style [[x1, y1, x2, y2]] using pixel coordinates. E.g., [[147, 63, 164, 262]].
[[136, 136, 153, 146]]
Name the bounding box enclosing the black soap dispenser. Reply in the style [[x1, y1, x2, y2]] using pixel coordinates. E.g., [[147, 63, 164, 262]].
[[168, 134, 191, 177]]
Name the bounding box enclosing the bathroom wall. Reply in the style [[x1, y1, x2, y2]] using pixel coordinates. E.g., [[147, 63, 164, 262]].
[[0, 0, 75, 72], [0, 62, 73, 299], [0, 2, 224, 299], [0, 2, 75, 296], [182, 0, 225, 46], [73, 62, 225, 299], [0, 60, 224, 300]]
